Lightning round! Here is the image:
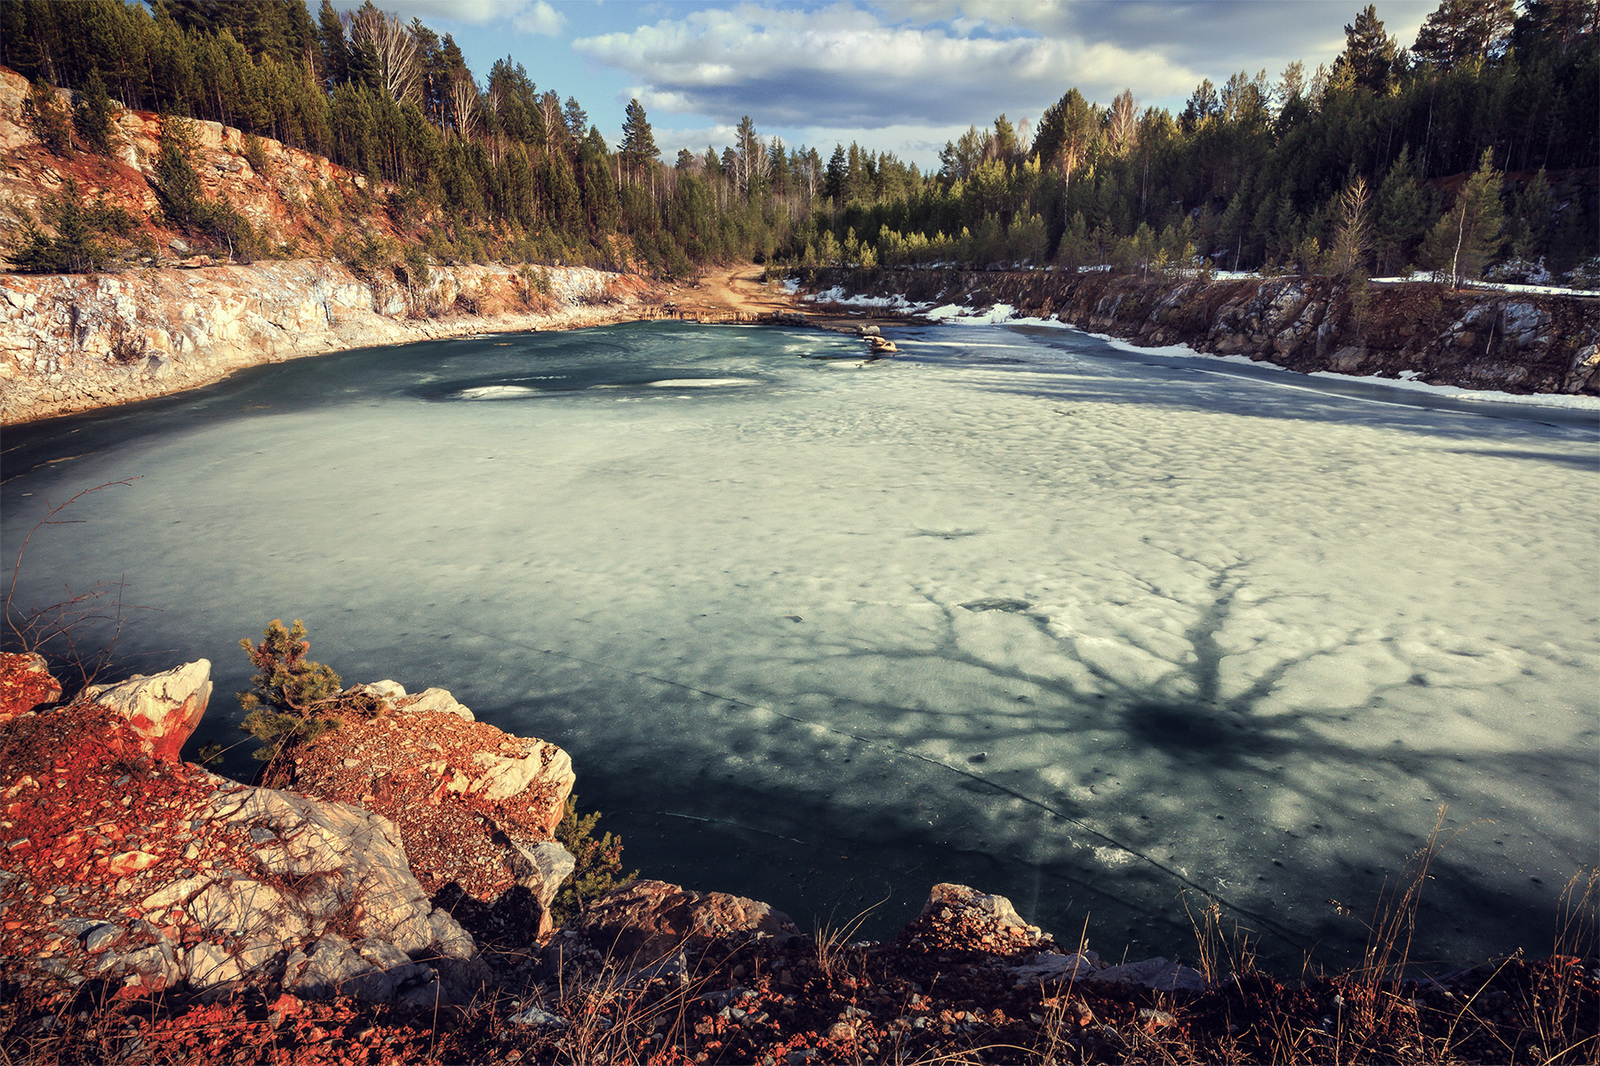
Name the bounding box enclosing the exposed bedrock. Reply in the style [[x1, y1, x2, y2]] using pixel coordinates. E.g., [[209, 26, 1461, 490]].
[[806, 267, 1600, 395], [0, 652, 1216, 1012], [0, 260, 660, 425]]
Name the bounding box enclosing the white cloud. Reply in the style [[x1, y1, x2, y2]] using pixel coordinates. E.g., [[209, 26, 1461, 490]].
[[512, 0, 568, 37], [878, 0, 1437, 74], [574, 2, 1199, 130], [367, 0, 567, 35]]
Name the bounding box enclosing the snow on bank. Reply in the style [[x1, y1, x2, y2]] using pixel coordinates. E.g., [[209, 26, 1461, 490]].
[[806, 286, 924, 312], [1370, 273, 1600, 298], [798, 277, 1597, 411], [1081, 330, 1600, 412]]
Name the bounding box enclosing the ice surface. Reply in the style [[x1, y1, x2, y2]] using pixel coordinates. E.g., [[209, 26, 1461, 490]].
[[3, 321, 1595, 970]]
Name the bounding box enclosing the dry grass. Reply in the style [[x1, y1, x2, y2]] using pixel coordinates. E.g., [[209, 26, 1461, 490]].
[[2, 825, 1594, 1064]]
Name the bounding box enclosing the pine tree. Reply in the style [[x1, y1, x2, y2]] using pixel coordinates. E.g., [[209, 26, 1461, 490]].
[[824, 144, 847, 202], [1332, 5, 1397, 92], [734, 114, 764, 196], [23, 79, 74, 156], [618, 98, 657, 183], [155, 114, 206, 229], [238, 619, 344, 766], [10, 178, 107, 274], [1511, 0, 1599, 58], [315, 0, 347, 87], [1413, 0, 1516, 70], [1508, 168, 1554, 262], [1178, 79, 1219, 132], [73, 69, 116, 156], [1375, 146, 1429, 274], [563, 96, 588, 141]]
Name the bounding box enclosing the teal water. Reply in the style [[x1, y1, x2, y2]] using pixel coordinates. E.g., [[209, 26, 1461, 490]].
[[5, 320, 1597, 972]]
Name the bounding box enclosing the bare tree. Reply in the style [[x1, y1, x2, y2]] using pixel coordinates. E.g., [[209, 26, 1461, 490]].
[[1108, 89, 1137, 155], [538, 90, 563, 152], [348, 4, 419, 105], [1331, 176, 1373, 276], [449, 73, 479, 139]]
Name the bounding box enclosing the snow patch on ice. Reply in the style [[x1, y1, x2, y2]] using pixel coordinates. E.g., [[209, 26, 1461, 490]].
[[457, 385, 538, 400], [646, 378, 756, 388]]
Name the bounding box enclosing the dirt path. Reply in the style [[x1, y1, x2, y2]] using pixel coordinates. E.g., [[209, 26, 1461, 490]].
[[660, 263, 923, 335], [659, 263, 796, 318]]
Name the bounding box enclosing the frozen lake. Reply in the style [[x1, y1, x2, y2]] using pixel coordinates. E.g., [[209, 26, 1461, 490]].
[[3, 320, 1596, 972]]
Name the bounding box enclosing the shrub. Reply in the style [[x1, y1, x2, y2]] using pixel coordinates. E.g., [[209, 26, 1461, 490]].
[[242, 133, 269, 175], [72, 71, 115, 157], [9, 178, 109, 274], [551, 795, 638, 924], [238, 619, 343, 764], [23, 79, 73, 156]]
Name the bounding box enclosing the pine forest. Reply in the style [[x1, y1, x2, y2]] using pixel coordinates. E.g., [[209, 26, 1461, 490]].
[[1, 0, 1596, 286]]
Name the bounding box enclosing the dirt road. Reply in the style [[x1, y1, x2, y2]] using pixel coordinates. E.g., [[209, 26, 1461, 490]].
[[659, 263, 921, 334]]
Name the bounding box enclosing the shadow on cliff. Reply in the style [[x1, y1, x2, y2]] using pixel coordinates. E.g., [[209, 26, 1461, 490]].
[[909, 326, 1600, 440]]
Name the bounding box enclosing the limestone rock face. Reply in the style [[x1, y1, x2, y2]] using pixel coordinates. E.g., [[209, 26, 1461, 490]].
[[803, 267, 1600, 396], [578, 880, 801, 963], [282, 682, 577, 934], [0, 652, 61, 722], [84, 659, 212, 762], [0, 666, 485, 1003], [199, 785, 440, 952]]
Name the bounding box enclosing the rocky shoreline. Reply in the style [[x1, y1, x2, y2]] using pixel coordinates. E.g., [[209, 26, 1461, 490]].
[[798, 267, 1600, 397], [7, 257, 1597, 428], [1, 652, 1593, 1064], [0, 653, 1205, 1005], [0, 259, 679, 426]]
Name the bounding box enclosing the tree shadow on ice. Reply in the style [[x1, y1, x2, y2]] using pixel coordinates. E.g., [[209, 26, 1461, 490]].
[[773, 545, 1594, 969]]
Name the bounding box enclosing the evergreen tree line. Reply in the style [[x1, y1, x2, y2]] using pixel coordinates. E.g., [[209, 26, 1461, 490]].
[[2, 0, 1594, 283], [0, 0, 833, 274], [794, 0, 1598, 284]]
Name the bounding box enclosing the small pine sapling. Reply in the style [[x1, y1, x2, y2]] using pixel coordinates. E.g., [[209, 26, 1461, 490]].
[[552, 795, 638, 924], [238, 619, 343, 766]]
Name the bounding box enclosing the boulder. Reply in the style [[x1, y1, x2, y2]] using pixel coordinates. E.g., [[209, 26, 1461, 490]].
[[282, 687, 576, 923], [1086, 955, 1207, 992], [578, 880, 800, 964], [898, 883, 1052, 956], [0, 652, 61, 723], [83, 659, 211, 762], [1566, 343, 1600, 394], [0, 664, 486, 1004]]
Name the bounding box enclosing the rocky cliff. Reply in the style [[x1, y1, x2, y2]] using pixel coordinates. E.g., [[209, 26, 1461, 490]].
[[0, 65, 677, 426], [806, 267, 1600, 396], [0, 258, 662, 424]]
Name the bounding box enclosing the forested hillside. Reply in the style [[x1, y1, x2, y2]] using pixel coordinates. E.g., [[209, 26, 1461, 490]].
[[1, 0, 1595, 285]]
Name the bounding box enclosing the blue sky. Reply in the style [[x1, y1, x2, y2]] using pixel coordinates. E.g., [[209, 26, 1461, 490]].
[[348, 1, 1439, 169]]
